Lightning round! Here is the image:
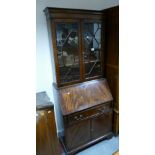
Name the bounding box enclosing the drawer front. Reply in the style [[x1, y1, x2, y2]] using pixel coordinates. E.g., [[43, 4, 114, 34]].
[[65, 102, 112, 125]]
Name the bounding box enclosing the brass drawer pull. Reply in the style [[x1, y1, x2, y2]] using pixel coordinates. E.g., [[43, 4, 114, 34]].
[[74, 114, 84, 121], [79, 115, 83, 118], [97, 109, 104, 113], [72, 107, 111, 121], [89, 112, 103, 119], [74, 116, 78, 120]]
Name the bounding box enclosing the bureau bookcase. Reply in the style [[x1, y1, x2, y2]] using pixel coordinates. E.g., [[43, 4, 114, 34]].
[[44, 7, 114, 154]]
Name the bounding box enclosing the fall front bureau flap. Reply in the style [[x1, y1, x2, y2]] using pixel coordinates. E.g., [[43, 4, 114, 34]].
[[58, 78, 113, 115]]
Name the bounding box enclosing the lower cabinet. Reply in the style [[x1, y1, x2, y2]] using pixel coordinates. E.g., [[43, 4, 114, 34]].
[[65, 120, 91, 150], [61, 102, 113, 154], [91, 110, 113, 140], [57, 79, 114, 154]]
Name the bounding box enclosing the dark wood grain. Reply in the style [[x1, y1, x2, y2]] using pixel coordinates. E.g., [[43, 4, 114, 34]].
[[60, 132, 113, 155], [36, 105, 59, 155], [105, 66, 119, 111], [91, 110, 113, 139], [103, 6, 119, 135], [44, 7, 105, 87], [58, 78, 113, 115], [113, 109, 119, 135], [44, 7, 103, 20], [55, 78, 113, 154], [65, 119, 91, 150], [64, 102, 112, 126], [44, 7, 116, 154]]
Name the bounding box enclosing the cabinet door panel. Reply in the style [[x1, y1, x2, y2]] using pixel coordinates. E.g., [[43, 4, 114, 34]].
[[83, 22, 102, 79], [36, 111, 50, 155], [55, 22, 81, 84], [91, 111, 112, 140], [65, 120, 90, 150], [36, 110, 59, 155]]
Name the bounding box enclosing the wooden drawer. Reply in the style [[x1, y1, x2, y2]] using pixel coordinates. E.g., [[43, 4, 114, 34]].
[[65, 102, 112, 126]]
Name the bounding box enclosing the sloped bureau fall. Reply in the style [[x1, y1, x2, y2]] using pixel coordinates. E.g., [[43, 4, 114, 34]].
[[55, 79, 113, 154]]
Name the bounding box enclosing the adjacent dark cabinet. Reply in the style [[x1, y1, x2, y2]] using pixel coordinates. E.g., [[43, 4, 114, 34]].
[[36, 92, 59, 155], [104, 6, 119, 135]]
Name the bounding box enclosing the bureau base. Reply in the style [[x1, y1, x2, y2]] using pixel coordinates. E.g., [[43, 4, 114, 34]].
[[59, 132, 113, 155]]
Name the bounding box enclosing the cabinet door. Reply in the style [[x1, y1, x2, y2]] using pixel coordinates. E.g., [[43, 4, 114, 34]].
[[82, 22, 103, 80], [36, 110, 50, 155], [65, 120, 90, 150], [91, 110, 112, 140], [36, 109, 59, 155], [54, 21, 81, 85]]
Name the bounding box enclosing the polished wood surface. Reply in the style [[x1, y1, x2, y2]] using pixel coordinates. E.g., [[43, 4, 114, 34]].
[[55, 79, 113, 154], [36, 92, 59, 155], [105, 66, 119, 111], [113, 109, 119, 135], [60, 132, 113, 155], [44, 7, 103, 20], [65, 119, 90, 150], [59, 79, 113, 115], [44, 7, 116, 154], [104, 6, 119, 135], [61, 101, 113, 154], [65, 102, 112, 126], [44, 7, 105, 87], [91, 110, 112, 139], [113, 150, 119, 155]]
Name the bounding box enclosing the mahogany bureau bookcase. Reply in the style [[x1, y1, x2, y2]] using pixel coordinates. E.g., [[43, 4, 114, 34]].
[[44, 7, 114, 154]]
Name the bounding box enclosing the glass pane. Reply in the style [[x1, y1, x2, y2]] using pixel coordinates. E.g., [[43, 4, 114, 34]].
[[56, 23, 80, 84], [83, 22, 102, 79]]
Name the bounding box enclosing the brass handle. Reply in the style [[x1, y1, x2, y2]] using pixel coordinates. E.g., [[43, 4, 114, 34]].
[[97, 106, 106, 113], [79, 115, 83, 118], [74, 116, 78, 120], [98, 109, 104, 113], [74, 115, 83, 120]]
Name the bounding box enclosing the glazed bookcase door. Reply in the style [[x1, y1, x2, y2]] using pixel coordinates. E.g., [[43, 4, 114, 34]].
[[82, 22, 103, 80], [54, 21, 81, 85]]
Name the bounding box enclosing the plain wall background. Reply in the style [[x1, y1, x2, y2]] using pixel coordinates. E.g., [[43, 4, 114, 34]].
[[36, 0, 119, 133]]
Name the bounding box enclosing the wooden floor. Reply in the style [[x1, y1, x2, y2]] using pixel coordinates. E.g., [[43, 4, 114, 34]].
[[113, 150, 119, 155]]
